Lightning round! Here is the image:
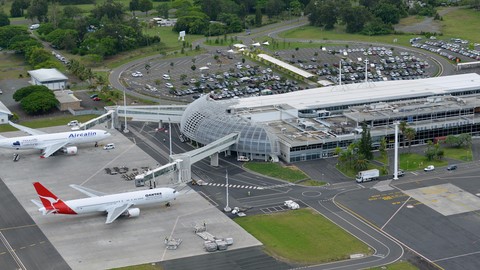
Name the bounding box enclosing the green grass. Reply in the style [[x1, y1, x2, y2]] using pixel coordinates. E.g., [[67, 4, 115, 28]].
[[368, 261, 419, 270], [442, 146, 473, 162], [440, 7, 480, 42], [279, 7, 480, 47], [279, 25, 419, 47], [235, 208, 371, 264], [399, 152, 448, 171], [0, 115, 99, 133], [244, 162, 308, 182]]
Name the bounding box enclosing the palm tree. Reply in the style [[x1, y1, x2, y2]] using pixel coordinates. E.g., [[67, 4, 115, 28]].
[[354, 154, 369, 171], [399, 121, 407, 148], [404, 127, 416, 151]]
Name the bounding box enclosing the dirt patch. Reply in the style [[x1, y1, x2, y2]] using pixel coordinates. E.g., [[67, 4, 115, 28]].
[[394, 7, 460, 34]]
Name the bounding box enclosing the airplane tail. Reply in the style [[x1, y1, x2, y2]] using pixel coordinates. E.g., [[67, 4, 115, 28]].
[[33, 182, 61, 211]]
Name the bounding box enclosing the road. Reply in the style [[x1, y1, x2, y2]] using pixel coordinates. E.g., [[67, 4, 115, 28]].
[[125, 122, 405, 270], [0, 178, 70, 270]]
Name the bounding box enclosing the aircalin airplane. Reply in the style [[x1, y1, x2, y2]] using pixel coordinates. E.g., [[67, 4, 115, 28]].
[[0, 121, 111, 158], [31, 182, 178, 224]]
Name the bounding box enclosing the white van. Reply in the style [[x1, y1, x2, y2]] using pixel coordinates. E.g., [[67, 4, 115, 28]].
[[103, 143, 115, 150], [162, 74, 171, 80]]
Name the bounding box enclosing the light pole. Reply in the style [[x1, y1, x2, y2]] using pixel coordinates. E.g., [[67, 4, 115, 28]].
[[168, 118, 172, 156], [393, 121, 399, 180], [123, 89, 129, 133], [224, 170, 231, 212], [364, 59, 369, 83]]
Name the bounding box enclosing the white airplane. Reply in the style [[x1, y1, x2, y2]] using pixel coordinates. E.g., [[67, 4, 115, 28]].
[[31, 182, 178, 224], [0, 121, 111, 158]]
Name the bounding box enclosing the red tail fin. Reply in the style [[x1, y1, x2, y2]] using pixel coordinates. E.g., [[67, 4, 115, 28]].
[[32, 182, 76, 215], [33, 182, 60, 210]]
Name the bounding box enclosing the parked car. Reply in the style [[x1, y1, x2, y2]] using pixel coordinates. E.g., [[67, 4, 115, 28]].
[[90, 94, 98, 99], [131, 71, 143, 77], [447, 164, 457, 171], [92, 97, 102, 101], [103, 143, 115, 150], [165, 83, 174, 88], [424, 165, 435, 172], [394, 169, 405, 177], [162, 74, 171, 80], [67, 120, 79, 126], [29, 24, 40, 30]]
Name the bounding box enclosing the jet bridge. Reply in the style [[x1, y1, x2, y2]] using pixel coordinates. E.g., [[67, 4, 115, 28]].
[[135, 133, 240, 184], [73, 110, 115, 130]]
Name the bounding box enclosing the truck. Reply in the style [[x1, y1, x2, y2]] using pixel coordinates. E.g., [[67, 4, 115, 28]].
[[284, 200, 300, 210], [355, 169, 379, 183]]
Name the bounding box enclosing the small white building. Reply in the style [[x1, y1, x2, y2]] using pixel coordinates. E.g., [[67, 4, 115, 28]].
[[0, 101, 12, 125], [28, 68, 68, 90]]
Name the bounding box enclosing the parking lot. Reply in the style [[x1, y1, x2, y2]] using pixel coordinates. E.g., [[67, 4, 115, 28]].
[[121, 44, 438, 104]]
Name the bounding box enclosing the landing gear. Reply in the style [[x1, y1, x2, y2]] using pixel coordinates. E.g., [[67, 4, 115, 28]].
[[166, 202, 171, 207]]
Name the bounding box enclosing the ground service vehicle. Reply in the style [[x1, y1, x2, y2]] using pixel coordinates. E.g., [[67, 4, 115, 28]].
[[424, 165, 435, 172], [356, 169, 380, 183]]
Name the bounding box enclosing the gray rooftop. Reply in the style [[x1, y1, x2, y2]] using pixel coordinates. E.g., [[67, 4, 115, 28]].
[[230, 73, 480, 112], [28, 68, 68, 82]]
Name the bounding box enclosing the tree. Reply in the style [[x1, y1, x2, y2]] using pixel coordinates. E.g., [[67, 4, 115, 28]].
[[399, 121, 407, 148], [265, 0, 284, 18], [10, 0, 29, 18], [156, 3, 169, 19], [0, 12, 10, 27], [445, 134, 472, 148], [27, 0, 48, 23], [20, 91, 59, 115], [424, 141, 444, 161], [354, 154, 369, 171], [129, 0, 139, 16], [191, 64, 196, 72], [379, 137, 387, 161], [289, 0, 304, 16], [404, 127, 416, 150], [373, 2, 400, 25], [342, 6, 370, 33], [91, 0, 124, 21], [25, 47, 51, 68], [359, 122, 373, 160], [63, 6, 83, 19], [255, 4, 262, 27], [13, 85, 50, 102], [138, 0, 153, 16]]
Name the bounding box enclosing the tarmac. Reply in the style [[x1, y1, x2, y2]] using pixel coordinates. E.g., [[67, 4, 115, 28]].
[[0, 125, 261, 270]]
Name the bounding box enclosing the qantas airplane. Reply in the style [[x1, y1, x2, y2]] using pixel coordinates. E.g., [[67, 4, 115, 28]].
[[0, 121, 111, 158], [31, 182, 178, 224]]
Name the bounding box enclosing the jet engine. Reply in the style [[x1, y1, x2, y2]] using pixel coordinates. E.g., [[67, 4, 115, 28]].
[[126, 208, 140, 218], [63, 146, 78, 155]]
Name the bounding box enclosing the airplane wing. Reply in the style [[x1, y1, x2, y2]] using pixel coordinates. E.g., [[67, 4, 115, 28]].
[[69, 184, 107, 197], [9, 121, 47, 135], [41, 142, 69, 158], [105, 203, 132, 224]]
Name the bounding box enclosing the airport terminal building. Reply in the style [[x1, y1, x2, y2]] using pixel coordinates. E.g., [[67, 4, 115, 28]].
[[180, 73, 480, 163]]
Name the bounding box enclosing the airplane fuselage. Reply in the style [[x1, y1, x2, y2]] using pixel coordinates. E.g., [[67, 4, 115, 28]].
[[0, 129, 110, 150], [41, 188, 177, 215]]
